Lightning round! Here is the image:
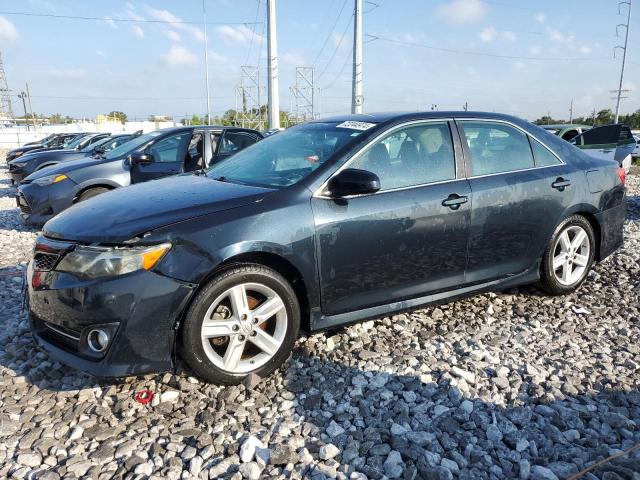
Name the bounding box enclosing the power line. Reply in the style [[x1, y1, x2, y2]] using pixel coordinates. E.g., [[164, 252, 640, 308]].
[[317, 11, 353, 81], [245, 0, 262, 65], [312, 0, 349, 67], [30, 95, 234, 100], [0, 10, 262, 25]]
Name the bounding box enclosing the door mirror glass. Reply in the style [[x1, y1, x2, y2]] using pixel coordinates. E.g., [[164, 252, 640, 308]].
[[130, 152, 154, 164], [327, 168, 381, 197]]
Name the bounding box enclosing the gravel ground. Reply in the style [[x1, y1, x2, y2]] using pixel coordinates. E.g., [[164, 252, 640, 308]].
[[0, 152, 639, 480]]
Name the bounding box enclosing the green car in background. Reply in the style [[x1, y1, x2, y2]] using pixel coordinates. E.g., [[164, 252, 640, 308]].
[[541, 124, 592, 142]]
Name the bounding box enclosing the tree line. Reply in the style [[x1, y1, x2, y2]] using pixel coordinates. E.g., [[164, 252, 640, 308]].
[[533, 109, 640, 129]]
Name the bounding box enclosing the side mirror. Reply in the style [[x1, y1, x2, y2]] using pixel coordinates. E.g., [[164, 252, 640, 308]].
[[130, 152, 154, 165], [327, 168, 381, 197]]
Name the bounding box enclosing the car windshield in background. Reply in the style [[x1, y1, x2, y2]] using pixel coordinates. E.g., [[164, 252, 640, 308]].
[[208, 122, 372, 188], [63, 135, 87, 149], [103, 131, 162, 160], [80, 136, 112, 153]]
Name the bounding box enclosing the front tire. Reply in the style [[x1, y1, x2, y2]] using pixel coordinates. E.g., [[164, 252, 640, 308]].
[[180, 264, 300, 384], [539, 215, 595, 295]]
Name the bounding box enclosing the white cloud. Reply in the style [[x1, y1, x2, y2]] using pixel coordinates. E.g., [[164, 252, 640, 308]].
[[502, 31, 517, 42], [579, 45, 592, 54], [216, 24, 263, 46], [281, 52, 305, 66], [478, 27, 497, 43], [528, 45, 542, 56], [208, 51, 229, 64], [94, 49, 105, 57], [0, 16, 18, 42], [438, 0, 486, 24], [163, 44, 198, 66], [131, 25, 144, 38], [548, 28, 575, 43], [165, 30, 181, 42], [535, 12, 546, 24], [47, 68, 86, 78], [331, 31, 347, 49], [146, 6, 205, 42], [103, 16, 117, 29]]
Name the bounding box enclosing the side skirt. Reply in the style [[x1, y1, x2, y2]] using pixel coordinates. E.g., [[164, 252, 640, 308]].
[[310, 265, 540, 332]]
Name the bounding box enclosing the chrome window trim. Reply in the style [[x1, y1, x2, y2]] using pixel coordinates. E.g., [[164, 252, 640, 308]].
[[313, 118, 458, 199], [456, 118, 566, 179]]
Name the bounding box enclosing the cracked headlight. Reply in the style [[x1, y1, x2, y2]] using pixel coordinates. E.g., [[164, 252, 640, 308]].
[[56, 243, 171, 279], [33, 174, 68, 186]]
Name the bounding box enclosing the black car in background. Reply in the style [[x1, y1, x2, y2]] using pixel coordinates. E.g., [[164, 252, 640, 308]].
[[9, 133, 140, 183], [6, 133, 87, 162], [26, 112, 626, 384], [17, 126, 262, 225]]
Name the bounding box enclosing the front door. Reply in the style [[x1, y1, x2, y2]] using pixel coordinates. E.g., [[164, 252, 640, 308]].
[[214, 131, 261, 164], [130, 131, 192, 183], [458, 120, 575, 283], [312, 120, 471, 315]]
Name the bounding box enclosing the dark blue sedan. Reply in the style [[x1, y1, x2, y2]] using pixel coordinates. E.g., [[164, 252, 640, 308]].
[[26, 112, 626, 384]]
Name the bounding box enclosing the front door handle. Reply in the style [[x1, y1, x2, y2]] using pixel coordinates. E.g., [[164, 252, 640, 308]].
[[442, 193, 468, 210], [552, 177, 571, 191]]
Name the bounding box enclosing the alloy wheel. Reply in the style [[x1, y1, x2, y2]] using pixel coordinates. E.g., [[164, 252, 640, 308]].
[[200, 282, 287, 374], [552, 225, 591, 286]]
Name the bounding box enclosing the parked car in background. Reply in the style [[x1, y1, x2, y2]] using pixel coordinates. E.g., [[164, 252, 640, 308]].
[[633, 135, 639, 159], [25, 112, 626, 384], [9, 133, 140, 183], [541, 124, 592, 142], [6, 133, 85, 162], [571, 123, 636, 172], [23, 133, 58, 147], [17, 126, 262, 225]]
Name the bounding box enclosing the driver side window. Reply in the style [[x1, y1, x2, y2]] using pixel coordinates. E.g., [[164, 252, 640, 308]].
[[350, 122, 456, 190], [147, 133, 190, 163]]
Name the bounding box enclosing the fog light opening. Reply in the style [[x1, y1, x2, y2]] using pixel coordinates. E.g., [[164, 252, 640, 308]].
[[87, 329, 110, 353]]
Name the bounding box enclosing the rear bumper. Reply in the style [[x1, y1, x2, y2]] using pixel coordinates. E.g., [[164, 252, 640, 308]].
[[596, 200, 626, 260], [28, 261, 196, 377]]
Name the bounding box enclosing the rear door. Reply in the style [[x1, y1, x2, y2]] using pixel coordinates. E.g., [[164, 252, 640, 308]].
[[458, 120, 575, 283], [214, 130, 261, 163], [130, 131, 192, 183]]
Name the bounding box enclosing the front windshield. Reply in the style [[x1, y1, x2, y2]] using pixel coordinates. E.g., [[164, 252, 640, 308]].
[[80, 136, 112, 153], [208, 122, 372, 188], [63, 135, 88, 149], [104, 131, 162, 160]]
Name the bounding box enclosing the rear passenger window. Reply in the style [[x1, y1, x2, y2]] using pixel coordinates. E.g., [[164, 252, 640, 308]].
[[350, 122, 456, 190], [219, 132, 259, 155], [530, 137, 561, 167], [460, 121, 534, 176]]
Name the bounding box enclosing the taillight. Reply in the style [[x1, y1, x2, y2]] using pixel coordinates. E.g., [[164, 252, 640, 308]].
[[616, 167, 626, 186]]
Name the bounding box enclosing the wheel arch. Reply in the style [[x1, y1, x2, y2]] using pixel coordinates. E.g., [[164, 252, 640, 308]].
[[184, 250, 311, 333], [72, 183, 117, 203], [557, 203, 602, 261]]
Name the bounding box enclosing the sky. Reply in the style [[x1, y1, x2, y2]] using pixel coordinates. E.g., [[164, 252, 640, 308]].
[[0, 0, 638, 122]]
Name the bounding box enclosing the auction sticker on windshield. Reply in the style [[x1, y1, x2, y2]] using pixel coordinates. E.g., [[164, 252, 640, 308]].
[[336, 121, 377, 131]]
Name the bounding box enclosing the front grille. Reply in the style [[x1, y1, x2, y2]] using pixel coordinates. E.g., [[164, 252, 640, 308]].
[[33, 252, 60, 271], [16, 195, 32, 214], [9, 163, 19, 172]]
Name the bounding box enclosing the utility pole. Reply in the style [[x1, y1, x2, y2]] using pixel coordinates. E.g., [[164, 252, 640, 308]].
[[202, 0, 211, 125], [17, 91, 28, 130], [614, 0, 632, 123], [0, 52, 14, 124], [267, 0, 280, 129], [591, 108, 597, 126], [463, 101, 469, 111], [26, 83, 36, 129], [352, 0, 363, 114], [569, 98, 573, 124]]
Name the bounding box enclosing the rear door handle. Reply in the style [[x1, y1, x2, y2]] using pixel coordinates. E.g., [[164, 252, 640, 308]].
[[552, 177, 571, 191], [442, 194, 468, 210]]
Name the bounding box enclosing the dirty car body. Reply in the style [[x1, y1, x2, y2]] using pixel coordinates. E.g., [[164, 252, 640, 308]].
[[27, 112, 626, 378]]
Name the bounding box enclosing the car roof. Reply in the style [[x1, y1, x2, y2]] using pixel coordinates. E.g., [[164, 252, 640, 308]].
[[313, 111, 534, 125], [542, 124, 592, 129], [153, 125, 261, 134]]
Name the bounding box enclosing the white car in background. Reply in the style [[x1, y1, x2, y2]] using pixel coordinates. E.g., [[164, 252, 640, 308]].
[[633, 134, 639, 158]]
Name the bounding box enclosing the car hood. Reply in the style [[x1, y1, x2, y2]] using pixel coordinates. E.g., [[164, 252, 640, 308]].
[[24, 156, 108, 181], [44, 174, 276, 243]]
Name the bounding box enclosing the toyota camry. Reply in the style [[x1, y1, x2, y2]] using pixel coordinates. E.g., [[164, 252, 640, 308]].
[[26, 112, 626, 384]]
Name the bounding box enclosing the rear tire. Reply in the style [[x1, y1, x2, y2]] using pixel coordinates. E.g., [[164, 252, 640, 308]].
[[180, 264, 300, 385], [539, 215, 595, 295], [77, 187, 109, 202]]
